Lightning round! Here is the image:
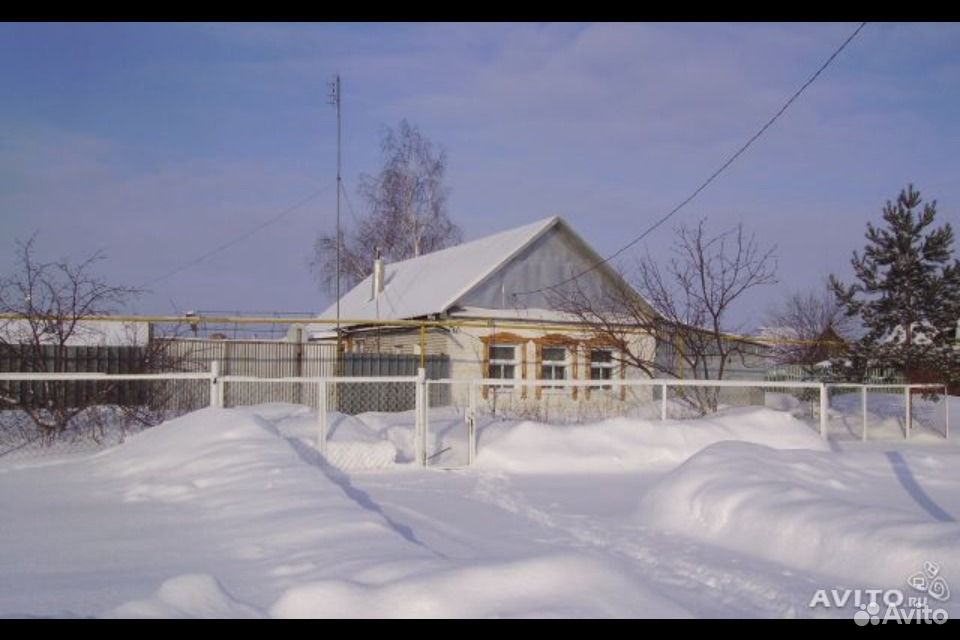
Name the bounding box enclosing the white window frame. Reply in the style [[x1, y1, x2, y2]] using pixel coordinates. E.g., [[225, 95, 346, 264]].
[[589, 348, 616, 390], [488, 343, 519, 388], [540, 346, 569, 391]]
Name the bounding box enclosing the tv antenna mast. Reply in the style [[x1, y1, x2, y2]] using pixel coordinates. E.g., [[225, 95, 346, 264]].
[[328, 74, 342, 365]]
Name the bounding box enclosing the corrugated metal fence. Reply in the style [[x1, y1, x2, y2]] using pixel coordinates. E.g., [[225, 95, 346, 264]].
[[160, 339, 336, 412], [2, 339, 453, 416], [337, 353, 450, 414], [161, 340, 450, 415], [0, 344, 153, 408]]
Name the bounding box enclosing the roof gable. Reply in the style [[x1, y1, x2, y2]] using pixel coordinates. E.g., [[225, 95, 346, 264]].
[[456, 217, 648, 315], [316, 215, 653, 325], [318, 216, 560, 322]]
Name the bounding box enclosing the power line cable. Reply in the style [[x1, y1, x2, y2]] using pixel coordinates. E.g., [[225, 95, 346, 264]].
[[514, 22, 867, 298], [143, 181, 336, 288]]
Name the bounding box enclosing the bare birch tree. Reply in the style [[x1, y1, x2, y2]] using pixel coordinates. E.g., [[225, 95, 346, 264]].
[[311, 120, 462, 293]]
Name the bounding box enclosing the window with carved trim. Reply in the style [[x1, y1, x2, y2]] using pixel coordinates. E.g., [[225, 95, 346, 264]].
[[590, 349, 615, 389], [541, 346, 568, 388], [488, 344, 517, 386]]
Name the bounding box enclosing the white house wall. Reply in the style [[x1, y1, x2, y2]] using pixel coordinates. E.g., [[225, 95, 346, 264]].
[[441, 323, 656, 411]]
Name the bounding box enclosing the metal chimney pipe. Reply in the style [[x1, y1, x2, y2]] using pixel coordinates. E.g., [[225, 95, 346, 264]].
[[372, 248, 384, 298]]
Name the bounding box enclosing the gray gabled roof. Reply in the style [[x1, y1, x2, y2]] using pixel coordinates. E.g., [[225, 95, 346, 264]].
[[315, 215, 653, 326], [317, 217, 560, 322]]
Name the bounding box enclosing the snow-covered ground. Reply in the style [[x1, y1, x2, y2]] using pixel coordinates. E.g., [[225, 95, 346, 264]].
[[1, 398, 958, 619]]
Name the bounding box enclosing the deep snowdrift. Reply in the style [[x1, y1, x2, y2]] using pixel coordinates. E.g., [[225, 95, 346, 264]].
[[637, 441, 960, 592], [0, 407, 440, 618], [254, 404, 405, 469], [475, 407, 830, 473], [2, 400, 958, 618], [270, 554, 690, 618]]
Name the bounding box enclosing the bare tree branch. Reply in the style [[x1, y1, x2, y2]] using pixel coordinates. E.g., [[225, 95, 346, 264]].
[[0, 236, 178, 445], [549, 220, 777, 414], [763, 286, 856, 366], [311, 120, 462, 294]]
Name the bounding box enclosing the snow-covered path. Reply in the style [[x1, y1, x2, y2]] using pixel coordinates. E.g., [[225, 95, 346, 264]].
[[349, 469, 832, 617]]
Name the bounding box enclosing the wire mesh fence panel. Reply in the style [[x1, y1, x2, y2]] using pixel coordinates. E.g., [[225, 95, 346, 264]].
[[661, 383, 768, 418], [658, 381, 825, 437], [822, 385, 865, 441], [218, 378, 422, 469], [472, 381, 659, 426], [326, 379, 419, 468], [470, 380, 826, 427], [1, 368, 950, 470], [217, 380, 316, 413], [910, 388, 950, 439], [824, 385, 949, 441], [335, 380, 416, 415], [757, 384, 820, 426], [476, 384, 535, 423], [573, 384, 658, 423]]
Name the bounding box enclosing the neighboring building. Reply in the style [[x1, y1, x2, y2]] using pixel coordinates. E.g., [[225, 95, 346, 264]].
[[307, 216, 659, 412], [0, 318, 151, 346], [757, 325, 847, 368]]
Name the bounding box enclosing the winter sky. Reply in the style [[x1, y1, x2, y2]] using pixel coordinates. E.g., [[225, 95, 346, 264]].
[[1, 22, 958, 330]]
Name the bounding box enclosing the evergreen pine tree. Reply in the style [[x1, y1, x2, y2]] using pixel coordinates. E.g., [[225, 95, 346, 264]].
[[829, 185, 960, 386]]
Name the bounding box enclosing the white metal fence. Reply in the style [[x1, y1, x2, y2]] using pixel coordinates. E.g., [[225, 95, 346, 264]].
[[0, 366, 951, 467]]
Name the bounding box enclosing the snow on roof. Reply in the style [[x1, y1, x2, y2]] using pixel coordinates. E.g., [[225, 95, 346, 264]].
[[755, 326, 800, 341], [315, 216, 560, 324], [879, 321, 937, 346]]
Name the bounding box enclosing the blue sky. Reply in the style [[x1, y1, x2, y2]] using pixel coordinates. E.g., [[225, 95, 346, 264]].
[[1, 22, 958, 330]]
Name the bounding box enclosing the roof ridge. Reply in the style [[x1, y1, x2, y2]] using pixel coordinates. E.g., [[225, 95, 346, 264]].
[[375, 215, 559, 271], [314, 215, 566, 323]]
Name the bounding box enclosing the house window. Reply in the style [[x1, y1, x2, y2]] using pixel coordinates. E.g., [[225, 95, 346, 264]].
[[590, 349, 615, 389], [541, 346, 568, 388], [488, 344, 517, 386]]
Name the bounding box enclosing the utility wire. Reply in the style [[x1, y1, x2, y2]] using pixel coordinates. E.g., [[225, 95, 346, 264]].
[[514, 22, 867, 297], [143, 181, 336, 288]]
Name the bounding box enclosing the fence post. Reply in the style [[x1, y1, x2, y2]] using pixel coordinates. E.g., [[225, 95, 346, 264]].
[[905, 386, 912, 440], [467, 382, 478, 465], [661, 382, 668, 421], [819, 383, 828, 439], [861, 385, 868, 442], [317, 379, 328, 455], [945, 385, 950, 440], [415, 367, 427, 467], [209, 360, 223, 409]]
